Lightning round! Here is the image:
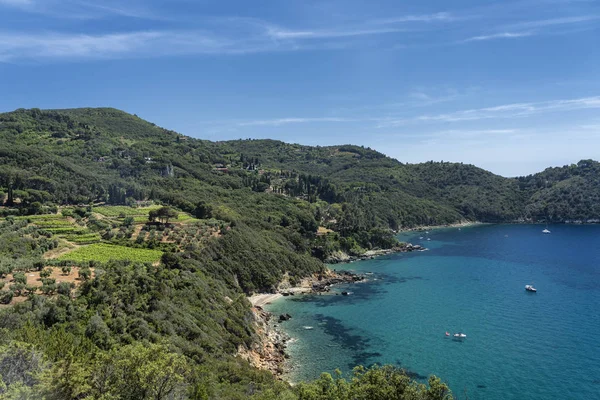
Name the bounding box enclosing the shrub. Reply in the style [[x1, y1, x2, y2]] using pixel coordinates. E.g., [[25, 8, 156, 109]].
[[13, 272, 27, 285], [0, 290, 13, 304], [57, 282, 74, 296], [40, 268, 52, 279]]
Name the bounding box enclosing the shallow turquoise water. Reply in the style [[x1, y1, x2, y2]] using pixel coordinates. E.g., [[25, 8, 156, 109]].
[[267, 224, 600, 399]]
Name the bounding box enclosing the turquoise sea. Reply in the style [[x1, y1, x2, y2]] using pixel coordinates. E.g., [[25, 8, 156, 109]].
[[266, 224, 600, 399]]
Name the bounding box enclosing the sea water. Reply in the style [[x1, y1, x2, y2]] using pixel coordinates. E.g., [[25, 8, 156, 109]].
[[266, 224, 600, 399]]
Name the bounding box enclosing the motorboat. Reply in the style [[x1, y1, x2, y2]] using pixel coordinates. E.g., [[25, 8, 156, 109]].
[[542, 228, 551, 234], [453, 333, 467, 338], [525, 284, 537, 292]]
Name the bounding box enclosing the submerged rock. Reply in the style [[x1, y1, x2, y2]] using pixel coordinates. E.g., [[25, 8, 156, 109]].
[[278, 314, 292, 322]]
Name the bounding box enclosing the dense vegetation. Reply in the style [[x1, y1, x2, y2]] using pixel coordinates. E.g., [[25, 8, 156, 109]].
[[0, 107, 597, 399]]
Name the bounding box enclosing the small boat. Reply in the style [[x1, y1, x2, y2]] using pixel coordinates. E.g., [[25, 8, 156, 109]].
[[445, 331, 450, 337], [542, 221, 551, 234], [453, 333, 467, 338], [419, 236, 424, 239], [427, 238, 431, 241], [303, 326, 314, 330], [525, 284, 537, 292]]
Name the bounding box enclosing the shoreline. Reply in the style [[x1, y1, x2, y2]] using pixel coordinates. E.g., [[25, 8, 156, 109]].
[[242, 269, 365, 377], [398, 220, 483, 233], [324, 242, 426, 264], [242, 241, 429, 377]]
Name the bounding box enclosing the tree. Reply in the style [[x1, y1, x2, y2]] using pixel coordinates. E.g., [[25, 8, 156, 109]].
[[0, 290, 13, 304], [61, 266, 72, 276], [79, 266, 92, 281], [194, 202, 213, 219], [89, 343, 189, 399], [40, 283, 56, 295], [57, 282, 73, 297], [9, 283, 25, 297], [24, 284, 37, 296], [13, 272, 27, 285], [149, 207, 179, 224], [40, 268, 52, 279]]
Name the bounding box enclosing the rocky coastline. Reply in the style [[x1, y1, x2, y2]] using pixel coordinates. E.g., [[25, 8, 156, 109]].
[[324, 242, 425, 264], [397, 220, 482, 233], [243, 269, 367, 377]]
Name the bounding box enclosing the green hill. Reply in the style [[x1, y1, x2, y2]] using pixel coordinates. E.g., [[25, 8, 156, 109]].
[[0, 107, 598, 399]]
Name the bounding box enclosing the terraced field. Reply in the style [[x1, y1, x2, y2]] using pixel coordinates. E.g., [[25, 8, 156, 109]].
[[57, 243, 163, 263]]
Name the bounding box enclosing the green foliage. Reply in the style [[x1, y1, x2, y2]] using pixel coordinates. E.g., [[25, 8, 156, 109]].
[[39, 269, 51, 279], [57, 243, 162, 263], [78, 266, 91, 281], [292, 365, 452, 400], [0, 290, 13, 304], [12, 273, 26, 285]]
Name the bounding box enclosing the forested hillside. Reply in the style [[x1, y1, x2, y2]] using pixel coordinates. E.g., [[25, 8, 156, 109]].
[[0, 107, 597, 399]]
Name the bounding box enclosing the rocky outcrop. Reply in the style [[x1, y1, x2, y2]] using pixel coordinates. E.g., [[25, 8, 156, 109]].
[[325, 243, 425, 264], [240, 269, 368, 377], [278, 313, 292, 322], [310, 270, 364, 293], [238, 306, 290, 377]]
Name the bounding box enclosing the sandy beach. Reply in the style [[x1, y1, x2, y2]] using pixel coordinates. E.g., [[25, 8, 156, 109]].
[[249, 293, 282, 307]]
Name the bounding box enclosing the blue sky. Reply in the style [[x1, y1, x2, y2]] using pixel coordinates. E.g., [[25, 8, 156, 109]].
[[1, 0, 599, 177]]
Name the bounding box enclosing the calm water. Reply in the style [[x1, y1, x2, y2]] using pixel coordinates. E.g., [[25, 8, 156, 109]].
[[267, 224, 600, 399]]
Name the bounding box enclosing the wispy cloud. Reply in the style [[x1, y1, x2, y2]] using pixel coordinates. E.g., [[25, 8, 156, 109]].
[[377, 96, 600, 127], [238, 117, 360, 127], [372, 12, 455, 25], [507, 15, 600, 29], [266, 27, 403, 40], [0, 0, 158, 20], [463, 31, 533, 42], [0, 30, 261, 61], [264, 12, 460, 40], [461, 14, 599, 43], [0, 8, 466, 62]]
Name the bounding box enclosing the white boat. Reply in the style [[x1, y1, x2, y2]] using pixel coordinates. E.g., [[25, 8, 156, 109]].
[[525, 284, 537, 292], [542, 228, 551, 234], [427, 238, 431, 241], [453, 333, 467, 338]]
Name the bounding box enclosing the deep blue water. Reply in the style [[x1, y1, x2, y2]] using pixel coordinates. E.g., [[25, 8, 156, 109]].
[[267, 224, 600, 399]]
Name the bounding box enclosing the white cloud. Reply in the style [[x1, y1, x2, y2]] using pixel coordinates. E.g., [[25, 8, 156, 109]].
[[372, 12, 455, 24], [508, 15, 600, 29], [463, 31, 533, 42], [266, 27, 402, 40], [0, 30, 270, 61], [0, 0, 158, 20], [377, 96, 600, 127]]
